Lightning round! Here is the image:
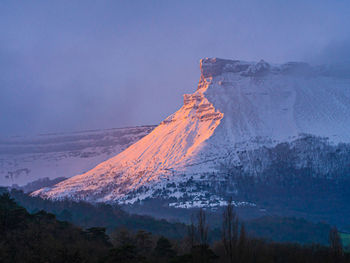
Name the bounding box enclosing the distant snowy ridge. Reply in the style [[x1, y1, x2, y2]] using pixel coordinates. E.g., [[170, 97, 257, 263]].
[[0, 126, 155, 186], [33, 58, 350, 206]]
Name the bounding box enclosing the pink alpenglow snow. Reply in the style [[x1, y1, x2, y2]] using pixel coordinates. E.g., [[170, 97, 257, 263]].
[[33, 58, 350, 205]]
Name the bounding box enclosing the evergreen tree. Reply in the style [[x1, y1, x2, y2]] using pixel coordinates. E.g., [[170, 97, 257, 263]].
[[154, 236, 176, 259]]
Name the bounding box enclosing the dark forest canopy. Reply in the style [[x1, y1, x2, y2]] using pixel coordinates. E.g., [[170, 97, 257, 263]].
[[1, 192, 350, 263], [0, 188, 340, 244], [2, 188, 334, 244]]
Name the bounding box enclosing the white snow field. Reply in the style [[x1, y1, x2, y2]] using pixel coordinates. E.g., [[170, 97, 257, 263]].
[[33, 58, 350, 205]]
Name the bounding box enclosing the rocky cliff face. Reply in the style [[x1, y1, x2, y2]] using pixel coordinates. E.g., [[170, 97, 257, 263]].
[[33, 58, 350, 208]]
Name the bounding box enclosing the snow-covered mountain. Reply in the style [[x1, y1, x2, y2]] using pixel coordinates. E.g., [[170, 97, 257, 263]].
[[33, 58, 350, 207], [0, 126, 155, 186]]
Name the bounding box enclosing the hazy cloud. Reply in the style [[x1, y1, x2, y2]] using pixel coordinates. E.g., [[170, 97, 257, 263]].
[[1, 0, 350, 136]]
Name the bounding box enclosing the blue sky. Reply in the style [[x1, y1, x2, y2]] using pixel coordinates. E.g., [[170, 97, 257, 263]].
[[1, 0, 350, 136]]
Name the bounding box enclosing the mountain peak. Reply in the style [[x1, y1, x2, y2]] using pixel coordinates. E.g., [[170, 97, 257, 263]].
[[33, 57, 350, 205], [199, 58, 320, 78], [200, 57, 247, 78], [200, 57, 273, 78]]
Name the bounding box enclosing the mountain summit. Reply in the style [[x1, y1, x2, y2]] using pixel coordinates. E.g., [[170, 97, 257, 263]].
[[33, 58, 350, 206]]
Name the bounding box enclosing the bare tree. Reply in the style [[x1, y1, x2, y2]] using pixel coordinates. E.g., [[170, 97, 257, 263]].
[[187, 214, 197, 249], [238, 223, 247, 263], [135, 230, 152, 256], [197, 208, 208, 247], [329, 227, 343, 262], [222, 198, 239, 263]]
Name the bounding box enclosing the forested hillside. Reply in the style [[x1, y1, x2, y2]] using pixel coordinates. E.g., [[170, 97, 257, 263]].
[[1, 193, 349, 263]]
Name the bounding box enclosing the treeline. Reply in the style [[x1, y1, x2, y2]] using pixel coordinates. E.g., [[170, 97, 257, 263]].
[[5, 188, 333, 245], [1, 193, 349, 263], [214, 135, 350, 227], [0, 193, 110, 263], [6, 188, 187, 238]]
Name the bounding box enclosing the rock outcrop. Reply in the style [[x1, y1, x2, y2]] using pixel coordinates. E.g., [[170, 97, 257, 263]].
[[33, 58, 350, 206]]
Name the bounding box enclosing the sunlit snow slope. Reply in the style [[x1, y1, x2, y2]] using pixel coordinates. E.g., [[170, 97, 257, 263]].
[[34, 58, 350, 204]]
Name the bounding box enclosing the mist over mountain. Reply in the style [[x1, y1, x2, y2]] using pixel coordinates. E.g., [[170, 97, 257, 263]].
[[1, 1, 350, 137], [0, 126, 155, 186], [30, 58, 350, 228]]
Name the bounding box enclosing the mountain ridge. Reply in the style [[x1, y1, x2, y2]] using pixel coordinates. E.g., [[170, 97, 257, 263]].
[[0, 125, 155, 186], [33, 58, 350, 207]]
